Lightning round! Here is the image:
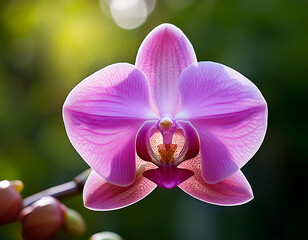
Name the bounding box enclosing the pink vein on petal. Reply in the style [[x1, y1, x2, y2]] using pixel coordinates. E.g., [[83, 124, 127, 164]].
[[177, 62, 267, 183], [63, 63, 158, 186], [179, 156, 253, 206], [136, 23, 197, 116], [84, 159, 157, 211]]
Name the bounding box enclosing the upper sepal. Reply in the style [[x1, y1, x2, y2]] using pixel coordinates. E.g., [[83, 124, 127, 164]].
[[136, 23, 197, 116]]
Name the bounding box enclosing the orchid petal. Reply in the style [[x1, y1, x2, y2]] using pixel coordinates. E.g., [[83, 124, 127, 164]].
[[179, 156, 253, 206], [63, 63, 158, 186], [177, 62, 267, 183], [135, 23, 197, 116], [84, 161, 157, 211]]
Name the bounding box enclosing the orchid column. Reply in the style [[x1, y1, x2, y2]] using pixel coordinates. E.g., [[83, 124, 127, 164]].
[[63, 24, 267, 210]]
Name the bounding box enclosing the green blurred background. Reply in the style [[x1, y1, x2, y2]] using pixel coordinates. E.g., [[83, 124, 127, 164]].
[[0, 0, 307, 239]]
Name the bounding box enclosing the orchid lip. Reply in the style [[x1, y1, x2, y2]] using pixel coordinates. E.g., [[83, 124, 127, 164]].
[[143, 165, 194, 189], [139, 120, 199, 189]]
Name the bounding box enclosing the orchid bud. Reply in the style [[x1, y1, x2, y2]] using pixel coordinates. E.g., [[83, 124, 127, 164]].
[[63, 208, 86, 235], [10, 180, 24, 193], [89, 231, 123, 240], [0, 180, 23, 225], [20, 196, 66, 240]]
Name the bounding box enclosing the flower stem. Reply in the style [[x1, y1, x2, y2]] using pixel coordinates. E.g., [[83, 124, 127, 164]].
[[23, 169, 91, 207]]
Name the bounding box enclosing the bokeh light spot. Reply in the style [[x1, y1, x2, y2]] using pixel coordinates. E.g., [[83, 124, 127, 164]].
[[110, 0, 147, 29]]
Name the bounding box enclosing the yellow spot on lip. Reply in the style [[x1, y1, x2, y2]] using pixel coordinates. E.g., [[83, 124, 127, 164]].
[[157, 143, 178, 164]]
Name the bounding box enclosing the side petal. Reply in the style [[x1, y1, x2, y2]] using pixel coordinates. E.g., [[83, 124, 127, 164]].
[[83, 162, 157, 211], [136, 23, 197, 116], [176, 62, 267, 183], [63, 63, 158, 186], [179, 156, 253, 206]]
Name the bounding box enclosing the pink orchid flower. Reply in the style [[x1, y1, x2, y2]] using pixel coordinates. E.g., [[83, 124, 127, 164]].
[[63, 24, 267, 210]]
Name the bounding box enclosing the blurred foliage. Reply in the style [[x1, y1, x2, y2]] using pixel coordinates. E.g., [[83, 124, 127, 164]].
[[0, 0, 307, 239]]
